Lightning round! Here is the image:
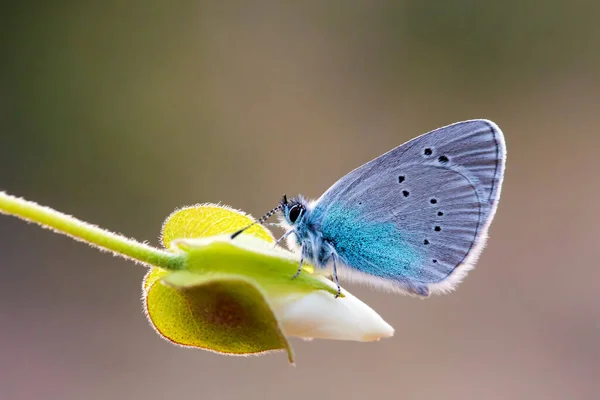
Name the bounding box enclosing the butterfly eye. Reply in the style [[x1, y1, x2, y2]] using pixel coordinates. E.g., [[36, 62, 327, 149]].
[[288, 205, 303, 223]]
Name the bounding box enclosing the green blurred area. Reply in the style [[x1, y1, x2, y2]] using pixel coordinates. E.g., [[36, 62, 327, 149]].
[[1, 2, 599, 400], [2, 2, 598, 211]]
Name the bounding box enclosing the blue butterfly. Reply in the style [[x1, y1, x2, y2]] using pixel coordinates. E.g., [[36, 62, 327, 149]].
[[234, 120, 506, 298]]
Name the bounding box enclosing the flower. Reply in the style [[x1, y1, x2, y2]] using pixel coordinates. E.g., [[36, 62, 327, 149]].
[[143, 204, 394, 364]]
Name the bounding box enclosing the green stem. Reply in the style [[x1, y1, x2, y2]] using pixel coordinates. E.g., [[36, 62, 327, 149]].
[[0, 191, 183, 270]]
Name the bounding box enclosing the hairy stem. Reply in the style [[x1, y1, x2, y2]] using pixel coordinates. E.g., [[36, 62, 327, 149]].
[[0, 191, 183, 270]]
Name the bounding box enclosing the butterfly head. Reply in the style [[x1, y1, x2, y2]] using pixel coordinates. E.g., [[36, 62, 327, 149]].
[[280, 194, 308, 227]]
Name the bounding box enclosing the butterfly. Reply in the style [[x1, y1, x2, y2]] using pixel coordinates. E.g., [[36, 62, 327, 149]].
[[233, 120, 506, 298]]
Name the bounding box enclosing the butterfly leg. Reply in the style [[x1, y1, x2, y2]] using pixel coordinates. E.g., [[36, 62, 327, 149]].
[[292, 244, 304, 279], [331, 254, 341, 298]]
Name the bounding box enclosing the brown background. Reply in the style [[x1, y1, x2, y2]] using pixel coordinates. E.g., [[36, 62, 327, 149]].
[[1, 2, 599, 400]]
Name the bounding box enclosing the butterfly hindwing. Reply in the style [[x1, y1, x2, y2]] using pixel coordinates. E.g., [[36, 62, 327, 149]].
[[310, 120, 506, 296]]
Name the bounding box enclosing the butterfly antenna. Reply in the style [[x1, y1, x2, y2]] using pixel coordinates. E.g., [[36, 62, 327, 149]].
[[230, 202, 284, 240]]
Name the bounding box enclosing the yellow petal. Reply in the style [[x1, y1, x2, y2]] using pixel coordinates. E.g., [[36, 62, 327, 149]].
[[161, 204, 274, 249], [144, 272, 293, 363]]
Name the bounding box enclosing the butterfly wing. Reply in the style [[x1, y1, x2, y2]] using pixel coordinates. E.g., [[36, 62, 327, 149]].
[[310, 119, 506, 296]]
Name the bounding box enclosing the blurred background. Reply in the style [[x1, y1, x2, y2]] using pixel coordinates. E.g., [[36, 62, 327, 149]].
[[1, 1, 599, 399]]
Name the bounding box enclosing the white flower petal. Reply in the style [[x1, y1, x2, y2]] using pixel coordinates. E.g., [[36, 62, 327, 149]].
[[272, 276, 394, 342]]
